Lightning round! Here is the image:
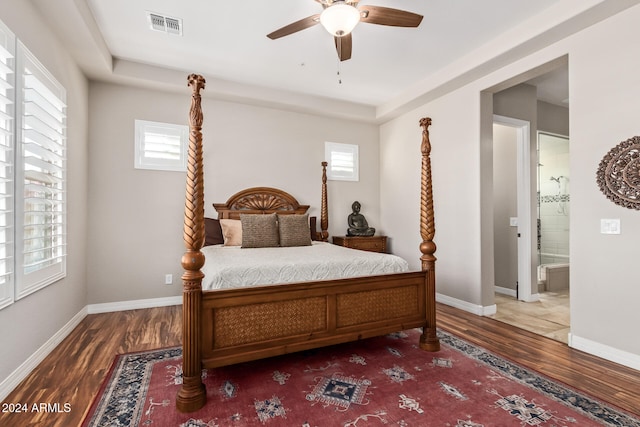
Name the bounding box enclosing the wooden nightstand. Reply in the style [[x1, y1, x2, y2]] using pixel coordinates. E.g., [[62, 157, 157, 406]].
[[332, 235, 387, 253]]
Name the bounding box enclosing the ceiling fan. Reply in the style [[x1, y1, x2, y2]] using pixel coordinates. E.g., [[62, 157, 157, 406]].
[[266, 0, 423, 61]]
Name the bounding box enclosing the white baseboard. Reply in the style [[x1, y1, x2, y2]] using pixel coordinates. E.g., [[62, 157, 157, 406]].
[[569, 333, 640, 371], [0, 307, 88, 402], [436, 292, 496, 316], [494, 286, 540, 302], [87, 295, 182, 314], [495, 286, 517, 297], [524, 293, 541, 302]]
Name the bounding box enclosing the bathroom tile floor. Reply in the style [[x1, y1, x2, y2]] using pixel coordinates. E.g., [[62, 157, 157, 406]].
[[489, 290, 570, 343]]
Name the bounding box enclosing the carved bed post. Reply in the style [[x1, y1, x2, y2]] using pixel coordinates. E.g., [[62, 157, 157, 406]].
[[176, 74, 207, 412], [320, 161, 329, 241], [419, 117, 441, 351]]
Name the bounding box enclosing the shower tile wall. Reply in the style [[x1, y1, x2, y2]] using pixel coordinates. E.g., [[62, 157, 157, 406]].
[[538, 134, 570, 265]]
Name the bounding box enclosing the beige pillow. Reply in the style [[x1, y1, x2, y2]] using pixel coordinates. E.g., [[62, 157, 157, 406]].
[[220, 219, 242, 246], [278, 214, 311, 247], [240, 213, 279, 248]]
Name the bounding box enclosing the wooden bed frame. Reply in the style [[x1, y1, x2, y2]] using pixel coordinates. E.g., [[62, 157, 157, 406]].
[[177, 74, 439, 412]]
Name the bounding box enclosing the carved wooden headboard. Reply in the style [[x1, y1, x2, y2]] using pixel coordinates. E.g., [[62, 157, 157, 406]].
[[212, 163, 329, 241], [213, 187, 326, 240], [213, 187, 310, 219]]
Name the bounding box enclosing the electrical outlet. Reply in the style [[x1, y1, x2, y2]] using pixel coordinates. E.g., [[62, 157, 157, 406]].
[[165, 274, 173, 285]]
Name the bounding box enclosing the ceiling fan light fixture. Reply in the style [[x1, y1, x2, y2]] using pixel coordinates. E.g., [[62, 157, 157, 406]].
[[320, 3, 360, 37]]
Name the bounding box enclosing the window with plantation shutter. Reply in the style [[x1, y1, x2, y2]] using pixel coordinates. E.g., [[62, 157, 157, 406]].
[[14, 41, 66, 299], [0, 21, 14, 309], [134, 120, 188, 172], [325, 141, 359, 181], [0, 18, 66, 309]]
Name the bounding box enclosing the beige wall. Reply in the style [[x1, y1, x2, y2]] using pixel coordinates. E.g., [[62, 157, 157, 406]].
[[87, 81, 380, 304], [568, 5, 640, 360], [538, 101, 569, 136], [380, 87, 483, 304], [381, 4, 640, 363], [0, 2, 89, 383]]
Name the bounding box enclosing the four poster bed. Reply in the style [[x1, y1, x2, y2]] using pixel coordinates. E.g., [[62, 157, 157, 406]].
[[177, 74, 440, 412]]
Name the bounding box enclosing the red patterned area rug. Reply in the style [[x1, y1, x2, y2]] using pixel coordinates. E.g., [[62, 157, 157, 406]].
[[83, 329, 639, 426]]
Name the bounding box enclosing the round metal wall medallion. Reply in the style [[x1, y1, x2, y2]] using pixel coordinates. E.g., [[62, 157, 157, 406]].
[[596, 136, 640, 210]]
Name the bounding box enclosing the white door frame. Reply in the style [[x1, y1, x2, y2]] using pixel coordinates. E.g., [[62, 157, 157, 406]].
[[493, 115, 535, 302]]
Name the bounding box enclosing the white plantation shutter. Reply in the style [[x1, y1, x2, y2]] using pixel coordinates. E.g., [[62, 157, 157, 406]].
[[0, 21, 14, 309], [325, 141, 359, 181], [0, 19, 66, 309], [15, 42, 66, 299], [135, 120, 188, 171]]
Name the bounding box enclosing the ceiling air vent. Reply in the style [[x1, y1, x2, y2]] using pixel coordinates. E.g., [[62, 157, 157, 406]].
[[146, 11, 182, 36]]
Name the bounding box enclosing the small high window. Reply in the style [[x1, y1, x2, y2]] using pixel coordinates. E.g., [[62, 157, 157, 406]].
[[134, 120, 188, 172], [325, 141, 359, 182]]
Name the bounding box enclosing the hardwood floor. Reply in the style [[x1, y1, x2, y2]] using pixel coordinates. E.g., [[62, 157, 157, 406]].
[[438, 303, 640, 418], [0, 303, 638, 427], [0, 306, 182, 427]]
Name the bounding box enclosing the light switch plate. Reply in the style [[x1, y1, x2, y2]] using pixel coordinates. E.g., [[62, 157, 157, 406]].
[[509, 217, 518, 227], [600, 218, 620, 234]]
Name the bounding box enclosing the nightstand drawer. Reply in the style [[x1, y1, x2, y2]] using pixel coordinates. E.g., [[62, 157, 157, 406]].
[[332, 236, 387, 253]]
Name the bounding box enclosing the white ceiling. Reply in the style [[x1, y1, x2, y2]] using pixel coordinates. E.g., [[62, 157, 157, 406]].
[[86, 0, 564, 106], [33, 0, 616, 118]]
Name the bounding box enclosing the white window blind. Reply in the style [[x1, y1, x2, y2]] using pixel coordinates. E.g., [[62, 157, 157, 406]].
[[15, 42, 66, 299], [134, 120, 188, 172], [325, 141, 359, 181], [0, 21, 14, 309]]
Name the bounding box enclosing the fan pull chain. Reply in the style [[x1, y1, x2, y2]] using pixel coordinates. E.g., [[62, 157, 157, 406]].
[[337, 60, 342, 85]]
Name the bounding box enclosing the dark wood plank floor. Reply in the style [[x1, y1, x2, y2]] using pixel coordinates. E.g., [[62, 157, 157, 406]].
[[0, 303, 638, 427], [0, 306, 182, 427]]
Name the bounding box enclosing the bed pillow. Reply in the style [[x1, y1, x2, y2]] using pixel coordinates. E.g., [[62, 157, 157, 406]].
[[204, 217, 224, 246], [278, 214, 312, 247], [220, 219, 242, 246], [240, 213, 279, 248]]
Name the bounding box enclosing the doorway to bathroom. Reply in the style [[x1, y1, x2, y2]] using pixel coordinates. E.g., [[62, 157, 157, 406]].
[[490, 128, 571, 344], [487, 61, 570, 343]]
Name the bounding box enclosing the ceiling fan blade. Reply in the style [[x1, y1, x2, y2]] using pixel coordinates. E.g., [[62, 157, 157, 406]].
[[359, 6, 423, 27], [267, 14, 321, 39], [334, 33, 352, 61]]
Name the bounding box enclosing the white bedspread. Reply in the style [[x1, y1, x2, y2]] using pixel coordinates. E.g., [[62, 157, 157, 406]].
[[200, 241, 409, 290]]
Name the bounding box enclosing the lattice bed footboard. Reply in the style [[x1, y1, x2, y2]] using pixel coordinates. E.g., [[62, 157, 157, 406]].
[[200, 271, 428, 368]]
